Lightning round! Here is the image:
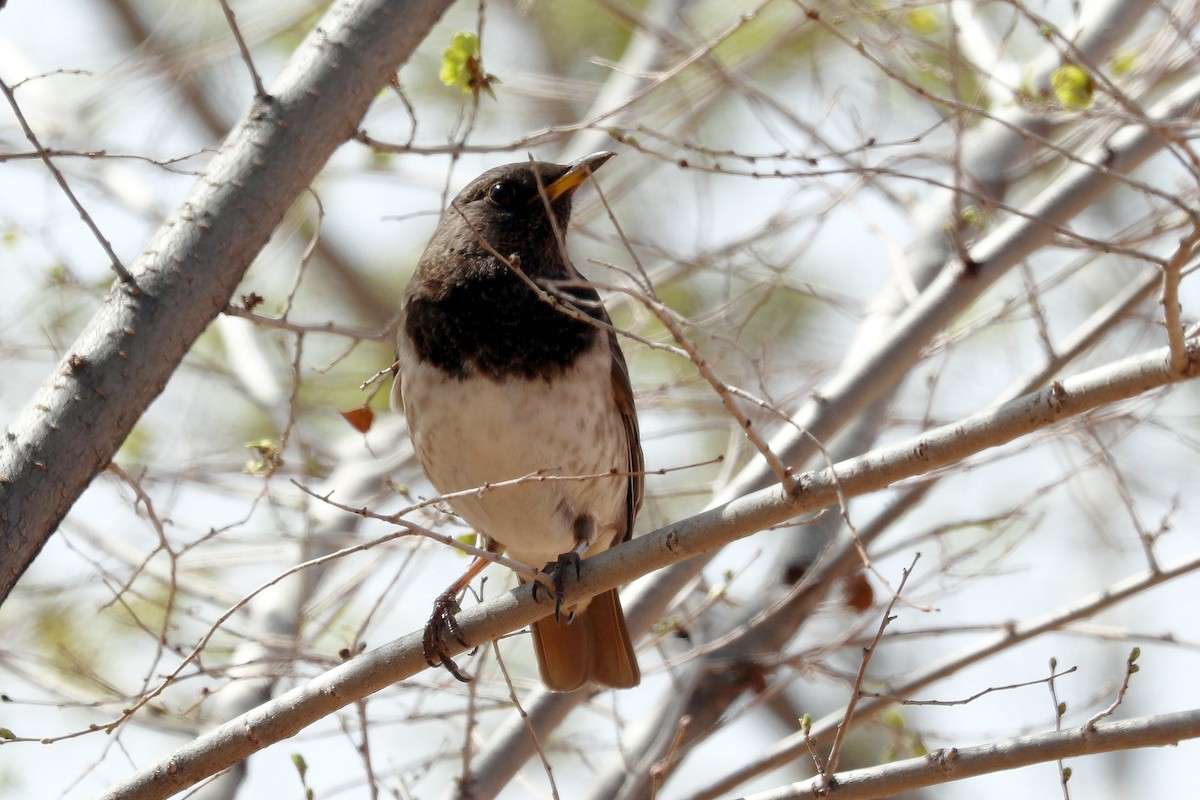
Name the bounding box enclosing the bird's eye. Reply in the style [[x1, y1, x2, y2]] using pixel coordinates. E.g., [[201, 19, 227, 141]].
[[488, 182, 516, 206]]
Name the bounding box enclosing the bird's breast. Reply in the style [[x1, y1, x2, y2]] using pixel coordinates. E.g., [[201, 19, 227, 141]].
[[397, 339, 629, 566]]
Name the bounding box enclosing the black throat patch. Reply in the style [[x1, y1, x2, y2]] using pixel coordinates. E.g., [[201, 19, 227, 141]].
[[404, 270, 603, 382]]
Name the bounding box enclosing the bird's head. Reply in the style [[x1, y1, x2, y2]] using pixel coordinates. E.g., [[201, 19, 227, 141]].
[[426, 151, 615, 281]]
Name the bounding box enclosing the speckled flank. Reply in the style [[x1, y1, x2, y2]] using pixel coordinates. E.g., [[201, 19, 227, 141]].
[[400, 338, 628, 569]]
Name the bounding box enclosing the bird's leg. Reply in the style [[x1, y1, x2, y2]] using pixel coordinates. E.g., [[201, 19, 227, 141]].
[[423, 555, 490, 682], [533, 515, 597, 623]]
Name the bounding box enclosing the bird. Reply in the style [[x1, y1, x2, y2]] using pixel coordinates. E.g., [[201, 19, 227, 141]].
[[392, 151, 642, 692]]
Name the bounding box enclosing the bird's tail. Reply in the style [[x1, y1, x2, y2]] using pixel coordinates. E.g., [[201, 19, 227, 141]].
[[529, 587, 640, 692]]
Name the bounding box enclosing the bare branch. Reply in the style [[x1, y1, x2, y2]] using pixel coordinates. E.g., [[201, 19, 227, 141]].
[[0, 75, 132, 283], [740, 708, 1200, 800], [822, 555, 919, 781]]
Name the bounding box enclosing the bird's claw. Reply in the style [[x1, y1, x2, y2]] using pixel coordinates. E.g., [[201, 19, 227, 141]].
[[423, 589, 473, 682], [531, 552, 583, 623]]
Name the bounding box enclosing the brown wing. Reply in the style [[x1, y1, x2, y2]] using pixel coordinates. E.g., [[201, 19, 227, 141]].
[[606, 324, 643, 545], [389, 354, 403, 413], [390, 305, 406, 414]]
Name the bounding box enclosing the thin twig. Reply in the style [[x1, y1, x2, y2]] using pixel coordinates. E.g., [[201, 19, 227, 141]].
[[1160, 217, 1200, 374], [588, 178, 797, 491], [0, 74, 133, 283], [823, 553, 920, 781], [864, 666, 1078, 707], [1085, 647, 1141, 730], [350, 698, 380, 800], [217, 0, 267, 98], [222, 304, 392, 343], [650, 714, 694, 795], [1046, 656, 1072, 799], [487, 639, 562, 800]]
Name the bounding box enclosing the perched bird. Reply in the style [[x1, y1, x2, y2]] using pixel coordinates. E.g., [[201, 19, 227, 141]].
[[392, 152, 642, 692]]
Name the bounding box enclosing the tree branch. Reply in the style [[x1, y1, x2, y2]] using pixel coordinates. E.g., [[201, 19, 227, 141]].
[[741, 708, 1200, 800]]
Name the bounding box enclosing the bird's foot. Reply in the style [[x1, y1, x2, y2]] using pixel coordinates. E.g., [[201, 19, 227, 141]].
[[531, 552, 583, 623], [422, 589, 473, 682]]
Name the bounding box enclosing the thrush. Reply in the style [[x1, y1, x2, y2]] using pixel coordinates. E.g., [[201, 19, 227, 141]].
[[392, 152, 642, 692]]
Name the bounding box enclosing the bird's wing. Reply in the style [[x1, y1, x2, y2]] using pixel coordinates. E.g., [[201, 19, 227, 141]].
[[607, 325, 643, 543], [390, 304, 408, 413], [389, 352, 404, 413]]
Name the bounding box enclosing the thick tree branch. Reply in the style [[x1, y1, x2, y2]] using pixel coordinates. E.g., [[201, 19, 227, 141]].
[[0, 0, 452, 602]]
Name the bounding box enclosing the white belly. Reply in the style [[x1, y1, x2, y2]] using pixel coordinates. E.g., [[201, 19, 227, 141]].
[[397, 342, 629, 568]]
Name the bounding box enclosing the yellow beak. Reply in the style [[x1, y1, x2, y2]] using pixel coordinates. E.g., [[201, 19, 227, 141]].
[[541, 151, 616, 203]]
